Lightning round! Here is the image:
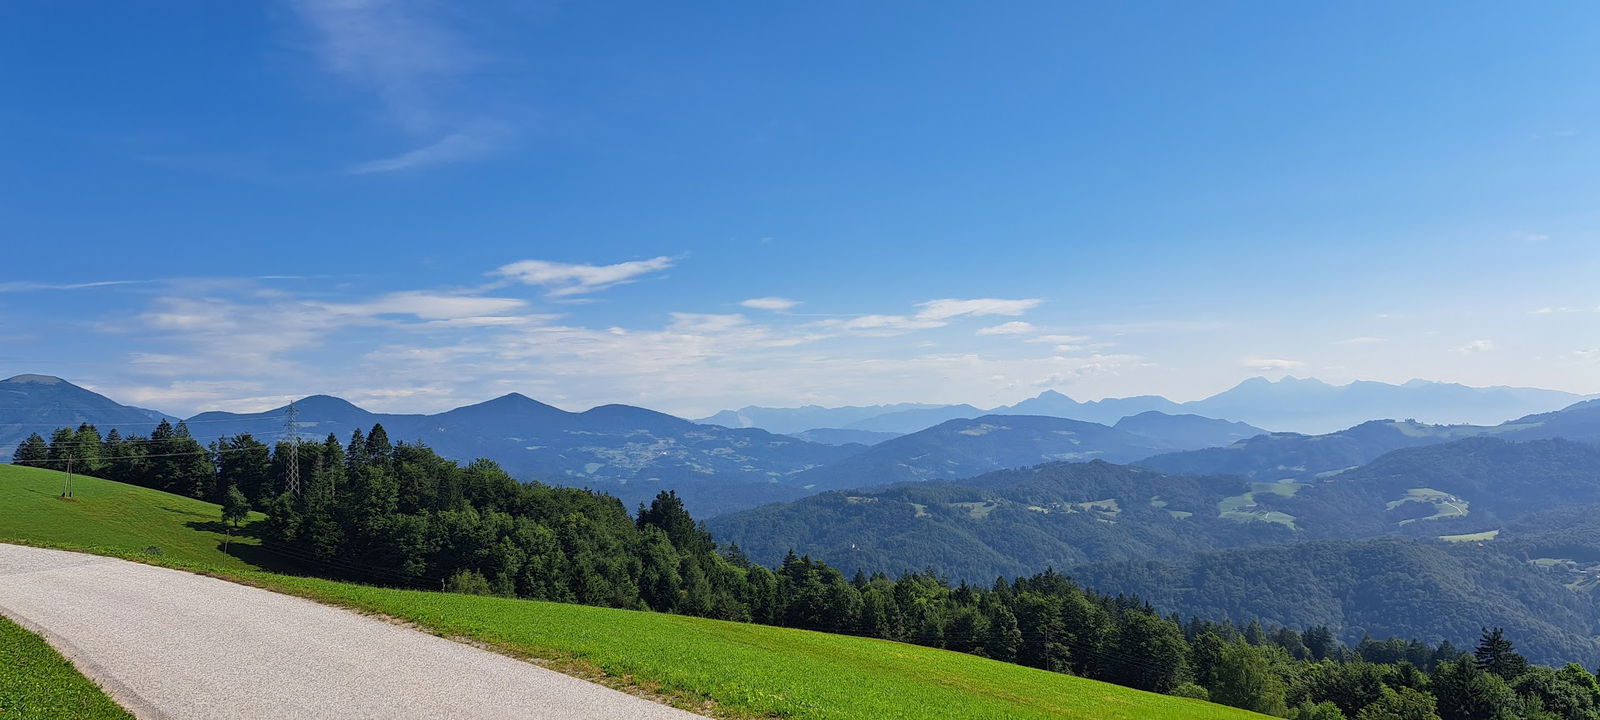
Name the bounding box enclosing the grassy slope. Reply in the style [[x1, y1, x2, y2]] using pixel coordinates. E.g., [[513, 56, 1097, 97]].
[[0, 464, 266, 570], [0, 615, 132, 720], [0, 465, 1267, 720]]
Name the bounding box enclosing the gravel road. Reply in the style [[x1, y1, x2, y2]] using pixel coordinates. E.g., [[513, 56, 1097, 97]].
[[0, 543, 708, 719]]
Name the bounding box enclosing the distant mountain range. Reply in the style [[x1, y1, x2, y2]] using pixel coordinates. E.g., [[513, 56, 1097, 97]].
[[1139, 398, 1600, 483], [6, 372, 1594, 519], [0, 377, 853, 516], [699, 377, 1593, 435], [0, 374, 1275, 516]]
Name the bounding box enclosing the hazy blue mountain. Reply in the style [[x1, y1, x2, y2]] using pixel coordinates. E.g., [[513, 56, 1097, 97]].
[[1135, 419, 1487, 482], [841, 404, 987, 433], [1112, 411, 1268, 451], [991, 390, 1185, 425], [1182, 376, 1592, 434], [699, 377, 1590, 437], [787, 428, 902, 446], [793, 414, 1176, 492], [696, 402, 952, 435], [167, 393, 864, 517], [1138, 397, 1600, 484], [0, 374, 179, 456]]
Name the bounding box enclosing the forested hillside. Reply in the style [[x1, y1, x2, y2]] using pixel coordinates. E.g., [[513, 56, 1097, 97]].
[[1073, 538, 1600, 667], [710, 461, 1289, 578]]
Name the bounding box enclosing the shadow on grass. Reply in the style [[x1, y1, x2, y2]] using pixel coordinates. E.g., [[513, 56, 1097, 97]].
[[182, 519, 314, 575]]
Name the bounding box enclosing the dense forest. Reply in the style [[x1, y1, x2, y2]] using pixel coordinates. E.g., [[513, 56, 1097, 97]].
[[15, 422, 1600, 718]]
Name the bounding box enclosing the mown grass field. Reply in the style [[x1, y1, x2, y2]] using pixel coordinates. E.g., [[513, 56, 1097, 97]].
[[0, 465, 1268, 720], [0, 615, 131, 720], [0, 464, 265, 570]]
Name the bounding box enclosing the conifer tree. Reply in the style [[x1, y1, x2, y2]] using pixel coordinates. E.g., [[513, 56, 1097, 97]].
[[1473, 627, 1528, 681], [11, 433, 48, 466]]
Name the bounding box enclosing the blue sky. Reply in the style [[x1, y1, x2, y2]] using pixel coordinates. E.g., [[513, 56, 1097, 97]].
[[2, 1, 1597, 417]]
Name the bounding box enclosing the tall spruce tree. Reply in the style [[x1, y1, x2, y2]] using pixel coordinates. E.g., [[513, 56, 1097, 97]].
[[11, 433, 48, 466], [1473, 627, 1528, 681]]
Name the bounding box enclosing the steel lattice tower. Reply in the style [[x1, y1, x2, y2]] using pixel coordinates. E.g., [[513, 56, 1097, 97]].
[[284, 400, 301, 497]]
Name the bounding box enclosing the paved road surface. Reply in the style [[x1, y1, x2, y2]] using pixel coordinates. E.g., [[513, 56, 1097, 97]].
[[0, 543, 707, 719]]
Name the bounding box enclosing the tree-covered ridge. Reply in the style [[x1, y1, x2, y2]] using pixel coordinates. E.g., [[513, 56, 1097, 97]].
[[709, 460, 1292, 578]]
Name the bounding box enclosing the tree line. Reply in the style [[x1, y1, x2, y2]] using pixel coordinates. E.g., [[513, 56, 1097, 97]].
[[13, 422, 1600, 718]]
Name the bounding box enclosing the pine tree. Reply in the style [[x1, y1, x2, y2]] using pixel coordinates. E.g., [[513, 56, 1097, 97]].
[[344, 428, 367, 473], [11, 433, 48, 466], [364, 424, 392, 464], [1473, 627, 1528, 681]]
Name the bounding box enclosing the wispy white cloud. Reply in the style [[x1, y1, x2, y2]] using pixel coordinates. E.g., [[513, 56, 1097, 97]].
[[740, 297, 800, 312], [1242, 357, 1306, 372], [667, 313, 749, 333], [1028, 334, 1091, 344], [320, 291, 528, 320], [916, 297, 1041, 321], [290, 0, 511, 172], [348, 124, 507, 174], [977, 321, 1034, 336], [822, 297, 1043, 337], [1455, 339, 1496, 355], [0, 280, 153, 293], [836, 314, 946, 334], [493, 257, 676, 297]]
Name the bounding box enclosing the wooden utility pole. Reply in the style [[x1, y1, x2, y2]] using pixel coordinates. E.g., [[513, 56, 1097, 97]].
[[63, 457, 74, 498]]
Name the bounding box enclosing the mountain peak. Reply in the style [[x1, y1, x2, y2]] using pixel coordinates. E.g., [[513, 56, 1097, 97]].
[[293, 395, 367, 411], [4, 374, 66, 385]]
